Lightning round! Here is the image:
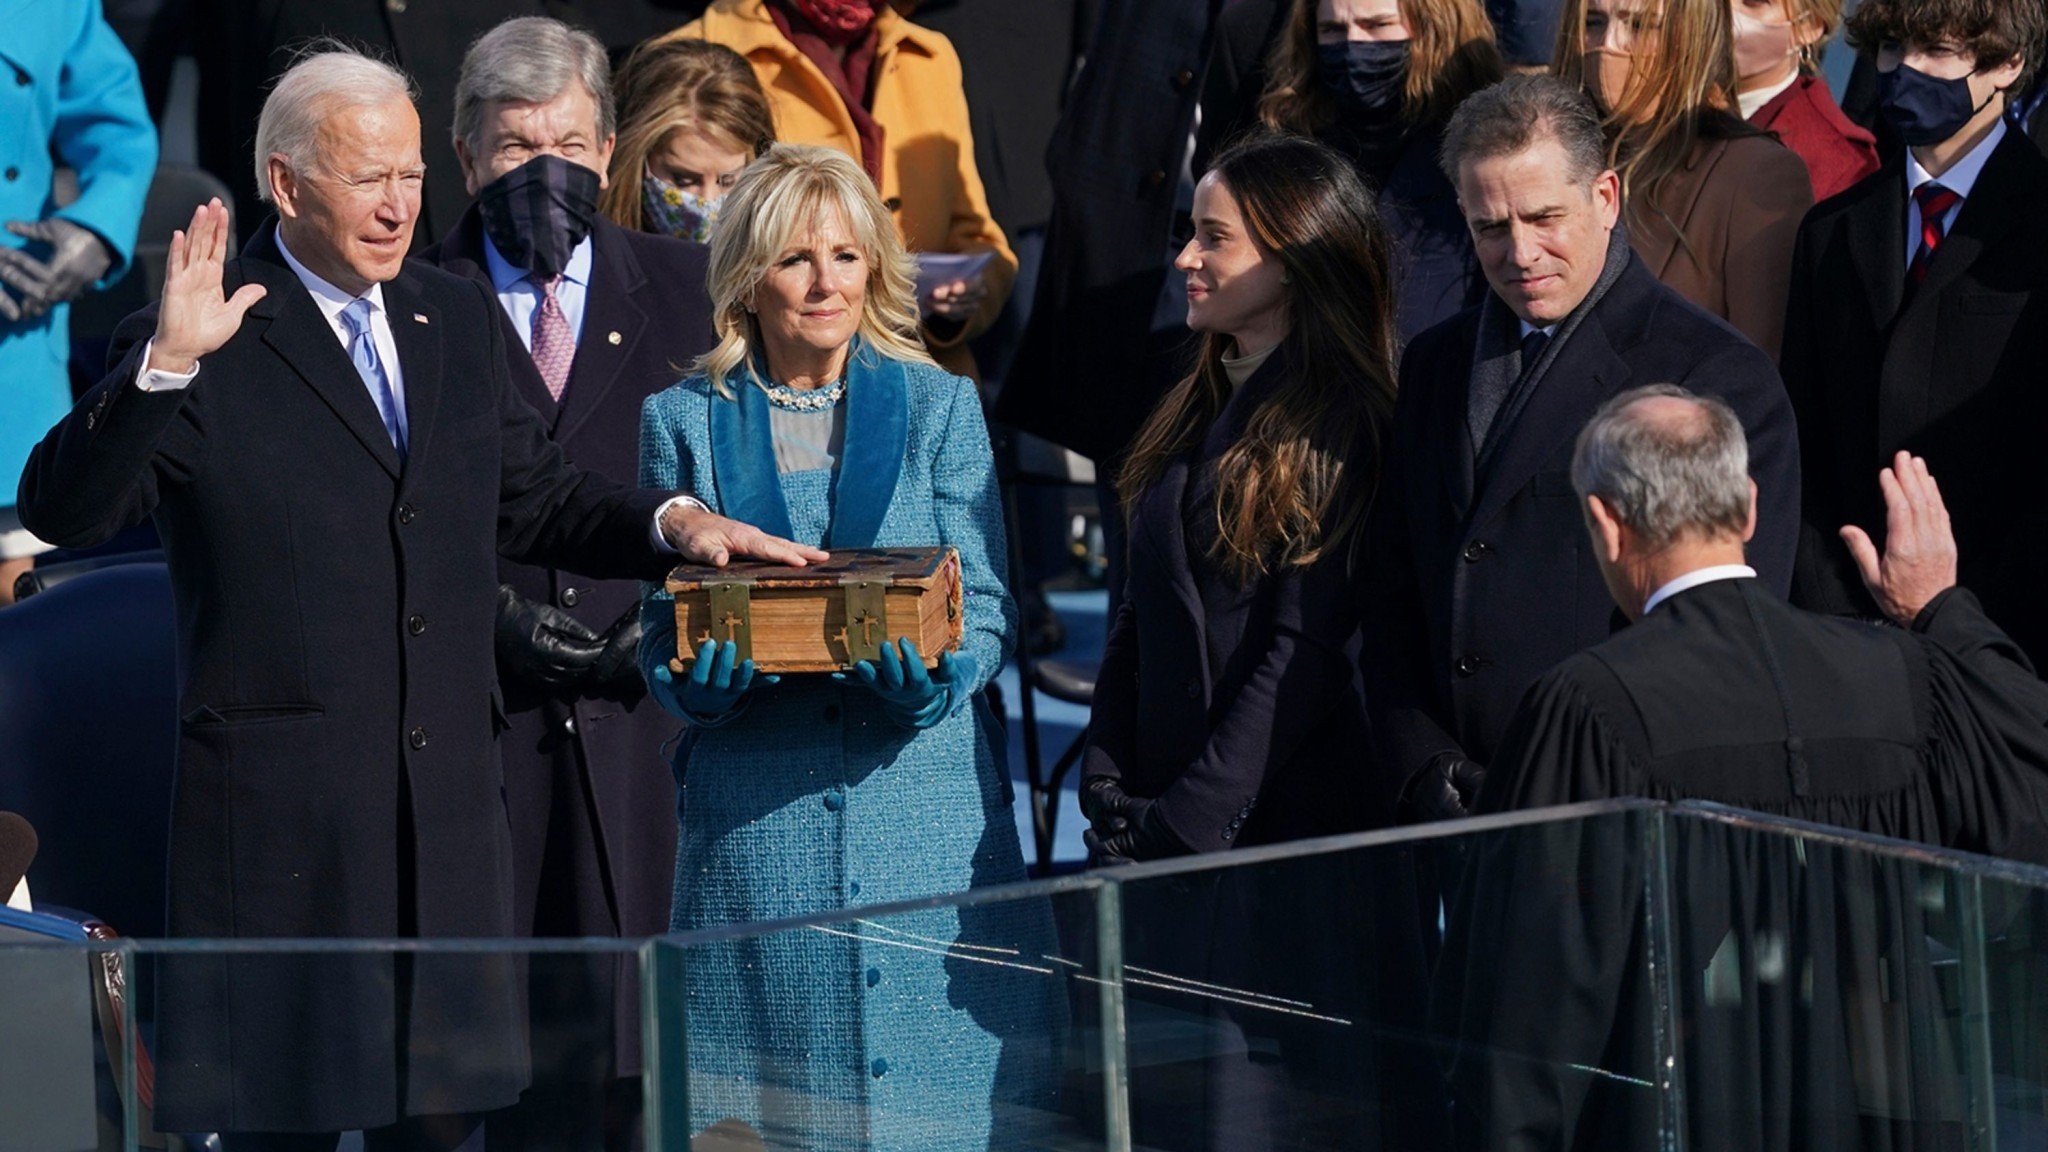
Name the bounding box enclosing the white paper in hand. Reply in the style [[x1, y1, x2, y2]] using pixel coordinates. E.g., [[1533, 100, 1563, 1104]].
[[914, 250, 997, 302]]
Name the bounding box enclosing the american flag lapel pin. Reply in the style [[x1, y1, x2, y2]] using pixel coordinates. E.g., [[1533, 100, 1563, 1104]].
[[413, 313, 430, 325]]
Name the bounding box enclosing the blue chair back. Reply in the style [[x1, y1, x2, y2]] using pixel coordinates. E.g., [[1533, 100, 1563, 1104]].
[[0, 563, 176, 937]]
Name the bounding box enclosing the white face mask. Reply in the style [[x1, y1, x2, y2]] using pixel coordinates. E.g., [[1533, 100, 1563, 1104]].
[[1730, 9, 1800, 85]]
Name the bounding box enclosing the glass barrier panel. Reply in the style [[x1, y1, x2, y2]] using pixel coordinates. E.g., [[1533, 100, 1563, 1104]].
[[0, 930, 115, 1152], [118, 939, 647, 1152], [646, 878, 1109, 1151], [1655, 808, 1987, 1152], [1104, 804, 1673, 1152], [1973, 856, 2048, 1146]]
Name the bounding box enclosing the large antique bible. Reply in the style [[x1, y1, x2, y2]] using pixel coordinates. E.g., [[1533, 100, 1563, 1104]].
[[665, 547, 964, 674]]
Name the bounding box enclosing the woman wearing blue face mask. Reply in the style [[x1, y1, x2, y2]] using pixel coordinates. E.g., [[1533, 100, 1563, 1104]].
[[602, 39, 776, 243], [1252, 0, 1505, 341]]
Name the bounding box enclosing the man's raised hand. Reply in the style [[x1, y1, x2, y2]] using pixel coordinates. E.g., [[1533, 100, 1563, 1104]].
[[148, 200, 266, 375], [1842, 451, 1958, 626]]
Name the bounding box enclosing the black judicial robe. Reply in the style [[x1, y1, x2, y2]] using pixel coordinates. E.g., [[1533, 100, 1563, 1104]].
[[1439, 577, 2048, 1151]]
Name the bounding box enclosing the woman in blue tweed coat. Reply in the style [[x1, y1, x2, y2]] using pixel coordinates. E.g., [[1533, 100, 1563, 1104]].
[[637, 144, 1059, 1150]]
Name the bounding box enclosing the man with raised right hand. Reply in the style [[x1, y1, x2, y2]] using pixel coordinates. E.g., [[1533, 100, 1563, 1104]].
[[15, 46, 819, 1152]]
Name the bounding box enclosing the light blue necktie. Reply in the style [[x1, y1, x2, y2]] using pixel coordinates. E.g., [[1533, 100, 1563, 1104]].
[[340, 298, 407, 457]]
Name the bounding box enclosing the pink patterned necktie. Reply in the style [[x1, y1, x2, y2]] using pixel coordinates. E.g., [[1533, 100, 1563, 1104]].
[[529, 274, 574, 401]]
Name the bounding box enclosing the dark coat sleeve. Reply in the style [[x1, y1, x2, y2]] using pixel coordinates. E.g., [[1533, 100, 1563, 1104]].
[[17, 303, 198, 548], [1912, 588, 2048, 865]]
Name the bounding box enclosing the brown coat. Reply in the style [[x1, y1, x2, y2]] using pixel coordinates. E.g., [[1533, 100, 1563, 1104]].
[[667, 0, 1016, 378], [1627, 132, 1813, 359]]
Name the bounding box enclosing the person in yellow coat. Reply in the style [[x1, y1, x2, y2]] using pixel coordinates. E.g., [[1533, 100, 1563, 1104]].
[[663, 0, 1016, 378]]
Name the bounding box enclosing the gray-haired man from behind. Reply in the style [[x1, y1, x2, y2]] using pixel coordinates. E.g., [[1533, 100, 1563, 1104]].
[[1437, 385, 2048, 1150], [1482, 383, 2048, 839]]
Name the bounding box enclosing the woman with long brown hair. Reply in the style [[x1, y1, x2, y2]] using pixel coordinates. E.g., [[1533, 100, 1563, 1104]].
[[1081, 131, 1399, 864], [1250, 0, 1504, 340], [1080, 131, 1434, 1147], [1555, 0, 1813, 357]]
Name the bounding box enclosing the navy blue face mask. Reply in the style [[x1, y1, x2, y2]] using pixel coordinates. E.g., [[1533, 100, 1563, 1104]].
[[1876, 62, 1990, 146], [1316, 39, 1410, 121]]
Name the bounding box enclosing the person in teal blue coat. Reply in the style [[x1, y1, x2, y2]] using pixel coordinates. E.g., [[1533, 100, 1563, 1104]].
[[637, 143, 1060, 1150], [0, 0, 156, 599]]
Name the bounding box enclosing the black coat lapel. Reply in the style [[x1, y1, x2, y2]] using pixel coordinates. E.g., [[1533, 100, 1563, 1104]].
[[243, 227, 402, 479], [428, 205, 561, 426], [1848, 155, 1908, 330], [1909, 131, 2030, 305], [1468, 311, 1623, 528], [555, 221, 648, 445], [383, 269, 442, 479], [1133, 458, 1209, 650]]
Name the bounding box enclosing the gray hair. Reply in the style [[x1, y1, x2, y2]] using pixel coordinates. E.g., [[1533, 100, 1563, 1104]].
[[1572, 385, 1752, 548], [453, 17, 615, 159], [254, 47, 417, 204], [1439, 74, 1609, 187]]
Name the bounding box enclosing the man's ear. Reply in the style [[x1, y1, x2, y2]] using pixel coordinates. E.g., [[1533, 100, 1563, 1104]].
[[267, 155, 300, 220], [1591, 169, 1622, 230], [1586, 494, 1627, 564], [1742, 479, 1759, 544], [1985, 53, 2025, 96], [454, 136, 481, 198]]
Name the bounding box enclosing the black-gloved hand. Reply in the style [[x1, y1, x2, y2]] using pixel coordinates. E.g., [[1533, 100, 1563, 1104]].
[[1080, 775, 1135, 838], [588, 604, 646, 701], [1402, 753, 1487, 822], [494, 584, 606, 693], [1084, 793, 1189, 867], [0, 218, 114, 320]]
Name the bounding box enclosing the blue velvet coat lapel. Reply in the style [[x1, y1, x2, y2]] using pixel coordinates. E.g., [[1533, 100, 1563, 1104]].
[[828, 346, 907, 549], [707, 342, 909, 548], [709, 368, 795, 540]]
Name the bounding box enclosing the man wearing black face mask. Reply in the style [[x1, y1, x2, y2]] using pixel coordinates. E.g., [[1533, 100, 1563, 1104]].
[[1782, 0, 2048, 669], [415, 15, 719, 1152]]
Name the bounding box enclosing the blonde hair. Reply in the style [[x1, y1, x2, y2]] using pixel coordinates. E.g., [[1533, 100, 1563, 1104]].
[[1552, 0, 1752, 238], [1260, 0, 1504, 132], [696, 144, 933, 398], [601, 39, 776, 230]]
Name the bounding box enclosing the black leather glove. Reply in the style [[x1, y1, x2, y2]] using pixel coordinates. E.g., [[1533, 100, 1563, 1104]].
[[494, 584, 605, 693], [1402, 753, 1487, 822], [1080, 775, 1134, 838], [588, 604, 647, 702], [1083, 783, 1189, 866], [0, 218, 114, 320]]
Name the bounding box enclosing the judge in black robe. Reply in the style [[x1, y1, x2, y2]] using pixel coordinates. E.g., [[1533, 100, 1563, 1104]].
[[1442, 387, 2048, 1151]]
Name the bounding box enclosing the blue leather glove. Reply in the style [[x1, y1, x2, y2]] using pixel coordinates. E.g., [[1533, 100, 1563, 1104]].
[[842, 638, 969, 730], [649, 639, 776, 726]]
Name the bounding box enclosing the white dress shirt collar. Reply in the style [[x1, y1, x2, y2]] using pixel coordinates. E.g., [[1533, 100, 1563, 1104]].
[[275, 228, 388, 326], [482, 232, 593, 293], [1907, 115, 2005, 201], [1642, 564, 1758, 617]]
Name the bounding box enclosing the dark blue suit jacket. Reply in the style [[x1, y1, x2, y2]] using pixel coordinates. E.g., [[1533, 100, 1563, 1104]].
[[1367, 250, 1801, 795]]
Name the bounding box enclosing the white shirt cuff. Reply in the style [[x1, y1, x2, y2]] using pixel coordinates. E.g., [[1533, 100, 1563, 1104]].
[[652, 494, 711, 552], [134, 339, 199, 392]]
